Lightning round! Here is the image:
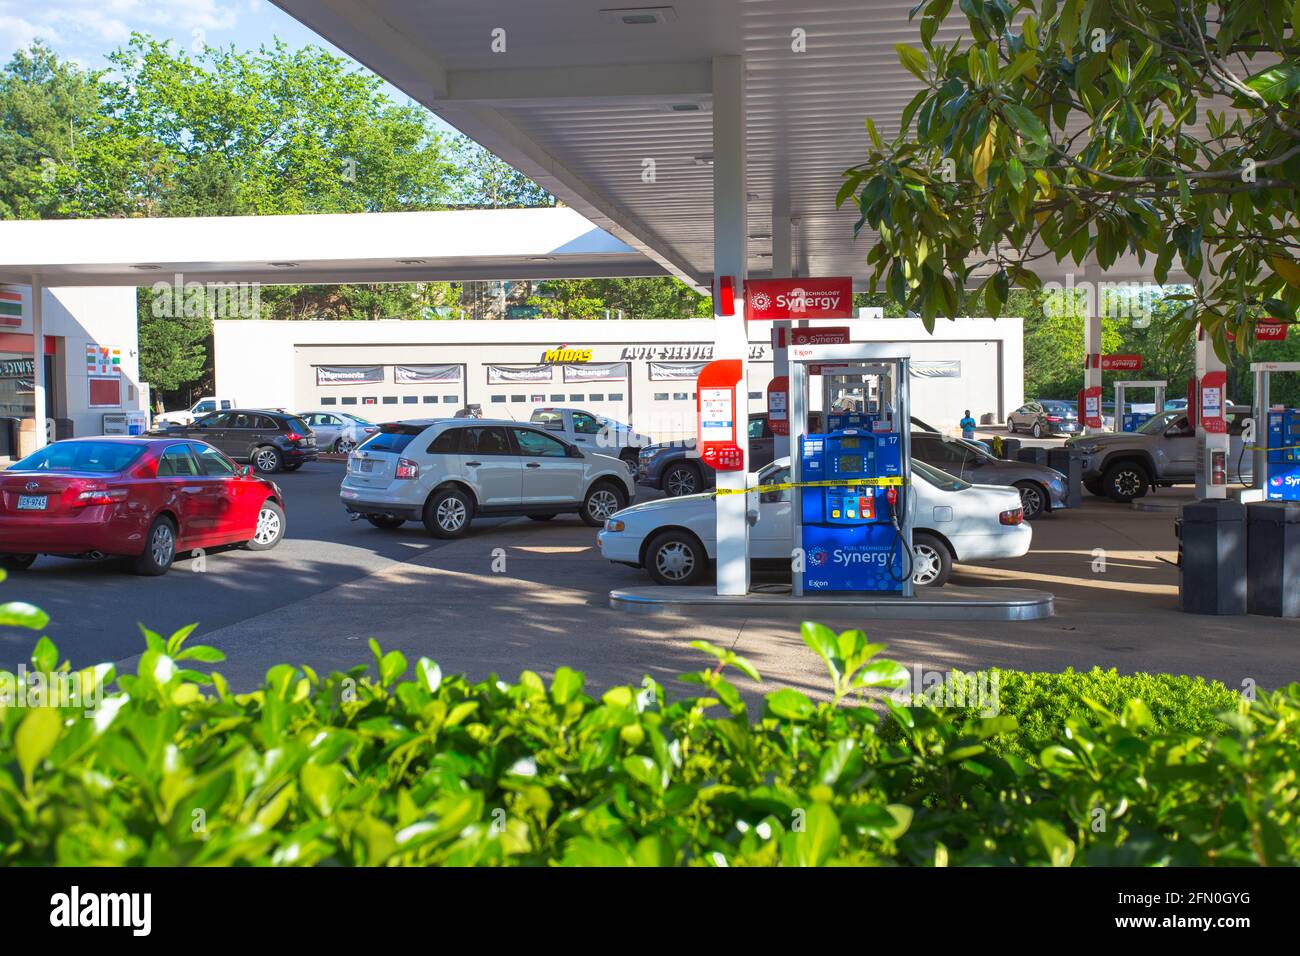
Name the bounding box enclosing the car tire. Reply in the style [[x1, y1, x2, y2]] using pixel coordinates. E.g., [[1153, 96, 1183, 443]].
[[528, 514, 557, 522], [1007, 421, 1017, 434], [645, 529, 707, 586], [1031, 422, 1043, 439], [133, 516, 177, 576], [252, 445, 282, 474], [335, 438, 357, 454], [0, 553, 37, 571], [581, 481, 627, 527], [366, 515, 406, 530], [910, 532, 952, 588], [424, 486, 475, 538], [1014, 481, 1048, 520], [662, 461, 703, 497], [1102, 460, 1150, 502], [619, 449, 639, 469], [246, 499, 286, 550], [1083, 477, 1105, 497]]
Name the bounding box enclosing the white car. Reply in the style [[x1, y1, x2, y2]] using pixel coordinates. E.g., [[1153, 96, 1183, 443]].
[[154, 396, 236, 427], [597, 457, 1031, 587], [340, 419, 636, 537], [300, 411, 379, 453]]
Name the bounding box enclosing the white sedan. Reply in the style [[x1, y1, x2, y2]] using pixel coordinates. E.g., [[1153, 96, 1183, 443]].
[[597, 457, 1031, 587]]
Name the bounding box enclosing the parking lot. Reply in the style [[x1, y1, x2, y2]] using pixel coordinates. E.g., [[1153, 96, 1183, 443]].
[[4, 457, 1297, 700]]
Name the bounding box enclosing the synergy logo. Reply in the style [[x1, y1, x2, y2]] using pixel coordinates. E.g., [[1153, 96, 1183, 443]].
[[834, 548, 893, 567], [771, 285, 845, 314], [807, 546, 829, 568], [750, 291, 773, 312]]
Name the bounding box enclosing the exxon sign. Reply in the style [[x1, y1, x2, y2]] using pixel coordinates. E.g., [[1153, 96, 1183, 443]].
[[744, 277, 854, 321]]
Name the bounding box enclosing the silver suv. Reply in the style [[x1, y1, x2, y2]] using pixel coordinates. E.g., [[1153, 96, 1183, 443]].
[[339, 419, 635, 537], [1067, 407, 1252, 502]]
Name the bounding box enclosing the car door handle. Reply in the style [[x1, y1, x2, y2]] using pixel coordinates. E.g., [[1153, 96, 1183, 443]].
[[526, 462, 541, 468], [465, 461, 482, 467]]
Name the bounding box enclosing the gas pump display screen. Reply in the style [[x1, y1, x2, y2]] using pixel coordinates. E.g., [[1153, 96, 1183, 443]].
[[837, 455, 864, 472], [839, 437, 860, 449]]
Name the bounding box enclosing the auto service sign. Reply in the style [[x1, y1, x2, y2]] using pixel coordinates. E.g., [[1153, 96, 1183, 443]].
[[745, 277, 853, 321]]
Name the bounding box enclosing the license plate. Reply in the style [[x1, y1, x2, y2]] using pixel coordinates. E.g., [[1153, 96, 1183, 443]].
[[359, 460, 376, 473], [17, 495, 47, 510]]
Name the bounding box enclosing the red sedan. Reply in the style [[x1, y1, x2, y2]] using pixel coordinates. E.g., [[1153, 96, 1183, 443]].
[[0, 437, 285, 575]]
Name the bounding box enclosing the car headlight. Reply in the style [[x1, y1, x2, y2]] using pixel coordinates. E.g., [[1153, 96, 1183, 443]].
[[604, 519, 625, 532]]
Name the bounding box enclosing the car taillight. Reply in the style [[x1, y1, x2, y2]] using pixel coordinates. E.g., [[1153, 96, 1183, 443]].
[[73, 485, 129, 507], [284, 431, 303, 442], [1000, 508, 1024, 525], [1045, 416, 1062, 422], [395, 458, 419, 479]]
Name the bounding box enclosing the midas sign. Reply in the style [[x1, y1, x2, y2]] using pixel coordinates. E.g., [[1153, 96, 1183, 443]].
[[745, 277, 854, 321], [541, 346, 593, 363]]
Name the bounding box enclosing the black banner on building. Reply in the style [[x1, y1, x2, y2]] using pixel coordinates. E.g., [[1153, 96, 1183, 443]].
[[316, 365, 385, 386], [395, 364, 461, 384]]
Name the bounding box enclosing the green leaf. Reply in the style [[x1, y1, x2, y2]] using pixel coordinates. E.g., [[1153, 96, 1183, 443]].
[[1000, 103, 1048, 147], [416, 657, 442, 693], [1243, 65, 1300, 104], [766, 687, 815, 721], [793, 803, 841, 867], [895, 44, 930, 83], [15, 707, 61, 785], [29, 634, 58, 670], [1027, 819, 1076, 866]]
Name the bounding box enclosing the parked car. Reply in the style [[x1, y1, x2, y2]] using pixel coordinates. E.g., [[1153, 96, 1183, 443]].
[[339, 419, 636, 537], [910, 431, 1069, 519], [153, 409, 318, 474], [153, 396, 237, 428], [0, 437, 285, 575], [300, 411, 378, 453], [1007, 400, 1081, 438], [1067, 406, 1253, 502], [529, 407, 650, 468], [599, 457, 1030, 588]]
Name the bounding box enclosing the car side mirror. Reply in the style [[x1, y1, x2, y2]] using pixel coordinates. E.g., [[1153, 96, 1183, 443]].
[[567, 444, 584, 458], [240, 464, 254, 477]]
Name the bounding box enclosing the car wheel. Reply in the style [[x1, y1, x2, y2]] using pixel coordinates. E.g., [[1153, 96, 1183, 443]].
[[133, 516, 177, 576], [1014, 481, 1047, 520], [910, 532, 952, 588], [1007, 420, 1017, 434], [1031, 421, 1043, 439], [581, 481, 627, 527], [366, 515, 406, 530], [246, 500, 286, 550], [252, 445, 282, 474], [335, 438, 357, 454], [662, 462, 702, 497], [424, 486, 474, 538], [1103, 460, 1150, 502], [528, 514, 557, 522], [1083, 477, 1105, 497], [645, 530, 707, 586], [0, 553, 37, 571]]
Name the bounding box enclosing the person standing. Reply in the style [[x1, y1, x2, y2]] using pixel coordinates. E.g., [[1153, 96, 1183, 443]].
[[960, 409, 977, 440]]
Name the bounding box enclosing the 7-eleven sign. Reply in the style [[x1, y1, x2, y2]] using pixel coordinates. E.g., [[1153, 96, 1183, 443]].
[[86, 345, 122, 377], [0, 286, 22, 327]]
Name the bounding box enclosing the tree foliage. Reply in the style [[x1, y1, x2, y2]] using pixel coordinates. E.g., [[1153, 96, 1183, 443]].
[[529, 277, 711, 320], [839, 0, 1300, 359]]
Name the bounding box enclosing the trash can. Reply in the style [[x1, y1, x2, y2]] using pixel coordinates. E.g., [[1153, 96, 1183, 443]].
[[1018, 446, 1048, 466], [1000, 438, 1020, 461], [1047, 447, 1083, 509], [1246, 501, 1300, 617], [1178, 499, 1247, 615]]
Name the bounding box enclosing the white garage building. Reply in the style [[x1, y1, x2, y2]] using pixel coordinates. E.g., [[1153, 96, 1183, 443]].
[[214, 315, 1021, 442]]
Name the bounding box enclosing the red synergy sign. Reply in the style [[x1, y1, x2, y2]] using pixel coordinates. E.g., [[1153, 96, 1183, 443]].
[[1100, 354, 1142, 371], [744, 277, 854, 321], [1256, 321, 1289, 341]]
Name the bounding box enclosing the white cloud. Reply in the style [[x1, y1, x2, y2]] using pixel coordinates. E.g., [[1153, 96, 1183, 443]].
[[0, 0, 246, 59], [0, 13, 59, 52]]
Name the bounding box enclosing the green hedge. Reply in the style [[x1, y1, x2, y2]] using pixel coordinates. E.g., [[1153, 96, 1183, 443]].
[[0, 604, 1295, 866]]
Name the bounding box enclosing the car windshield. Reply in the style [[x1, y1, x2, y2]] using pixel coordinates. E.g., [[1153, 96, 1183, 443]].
[[911, 458, 971, 491], [1043, 402, 1075, 415], [341, 413, 373, 425], [1138, 411, 1182, 435], [11, 441, 146, 473]]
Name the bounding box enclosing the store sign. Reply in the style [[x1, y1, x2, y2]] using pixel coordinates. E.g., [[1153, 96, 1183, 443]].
[[86, 344, 121, 377], [563, 362, 628, 383], [394, 364, 461, 384], [1256, 321, 1289, 341], [488, 364, 552, 384], [316, 365, 384, 386], [0, 358, 34, 377], [772, 326, 852, 348], [621, 344, 769, 361], [0, 286, 21, 327], [540, 345, 593, 363], [744, 277, 854, 321], [649, 361, 709, 381], [1100, 354, 1142, 371]]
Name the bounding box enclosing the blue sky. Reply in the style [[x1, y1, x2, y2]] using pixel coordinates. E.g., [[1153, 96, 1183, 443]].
[[0, 0, 417, 105]]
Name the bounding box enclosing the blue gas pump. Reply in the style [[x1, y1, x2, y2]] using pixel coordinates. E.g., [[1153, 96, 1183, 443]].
[[798, 429, 906, 592], [1121, 412, 1153, 432], [1265, 408, 1300, 500]]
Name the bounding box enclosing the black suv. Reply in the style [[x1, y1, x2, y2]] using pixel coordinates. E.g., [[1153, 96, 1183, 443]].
[[156, 409, 318, 473]]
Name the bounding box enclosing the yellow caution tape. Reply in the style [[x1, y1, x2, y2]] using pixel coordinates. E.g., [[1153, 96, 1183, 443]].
[[1245, 443, 1300, 453], [711, 475, 907, 497]]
